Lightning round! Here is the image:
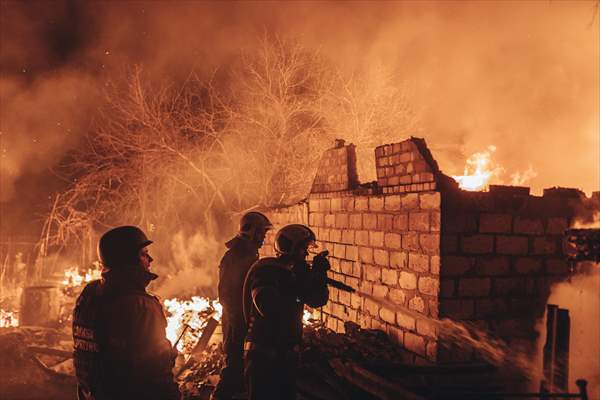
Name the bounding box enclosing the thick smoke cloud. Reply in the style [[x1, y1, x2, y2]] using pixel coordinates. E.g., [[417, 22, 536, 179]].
[[1, 1, 598, 236]]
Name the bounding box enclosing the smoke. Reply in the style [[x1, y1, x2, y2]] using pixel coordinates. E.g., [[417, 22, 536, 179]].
[[535, 265, 600, 398], [1, 1, 598, 231]]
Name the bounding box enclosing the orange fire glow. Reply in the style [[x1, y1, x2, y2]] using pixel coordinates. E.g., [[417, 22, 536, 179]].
[[452, 145, 503, 191], [164, 296, 223, 353], [0, 309, 19, 328], [61, 265, 102, 288]]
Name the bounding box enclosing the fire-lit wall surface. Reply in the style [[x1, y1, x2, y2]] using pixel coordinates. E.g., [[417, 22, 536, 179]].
[[259, 137, 598, 366]]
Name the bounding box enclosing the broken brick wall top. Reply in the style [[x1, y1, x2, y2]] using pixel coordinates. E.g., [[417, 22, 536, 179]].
[[259, 137, 598, 365]]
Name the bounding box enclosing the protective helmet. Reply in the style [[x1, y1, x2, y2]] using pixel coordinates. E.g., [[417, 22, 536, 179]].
[[274, 224, 317, 255], [239, 212, 273, 236], [98, 226, 152, 268]]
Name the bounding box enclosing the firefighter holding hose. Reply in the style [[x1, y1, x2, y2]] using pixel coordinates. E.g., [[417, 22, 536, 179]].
[[212, 212, 273, 400], [242, 224, 330, 400], [72, 226, 180, 400]]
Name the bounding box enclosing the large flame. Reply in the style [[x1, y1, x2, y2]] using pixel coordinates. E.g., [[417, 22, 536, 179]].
[[0, 309, 19, 328], [164, 296, 223, 353], [452, 145, 503, 191]]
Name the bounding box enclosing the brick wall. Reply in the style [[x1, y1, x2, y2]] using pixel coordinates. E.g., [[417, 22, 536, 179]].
[[438, 185, 591, 362], [258, 137, 598, 366]]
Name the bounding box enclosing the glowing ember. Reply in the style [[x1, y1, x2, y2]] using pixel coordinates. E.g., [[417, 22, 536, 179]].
[[61, 265, 102, 288], [302, 308, 321, 327], [164, 296, 222, 353], [0, 309, 19, 328], [452, 145, 503, 191]]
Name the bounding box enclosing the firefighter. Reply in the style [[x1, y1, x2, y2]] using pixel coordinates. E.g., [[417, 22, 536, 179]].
[[242, 224, 330, 400], [72, 226, 180, 400], [212, 212, 273, 400]]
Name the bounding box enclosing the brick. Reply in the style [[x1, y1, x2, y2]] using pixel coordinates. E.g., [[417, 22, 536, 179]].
[[429, 300, 439, 319], [430, 256, 440, 274], [376, 214, 393, 231], [384, 233, 402, 249], [532, 237, 557, 255], [389, 288, 406, 305], [380, 307, 396, 324], [331, 198, 342, 211], [349, 214, 362, 229], [401, 193, 419, 210], [330, 258, 341, 272], [363, 213, 377, 230], [359, 280, 373, 295], [496, 236, 528, 255], [365, 264, 381, 281], [402, 232, 420, 251], [461, 234, 494, 254], [430, 211, 441, 232], [355, 230, 369, 246], [373, 284, 388, 298], [341, 229, 355, 244], [408, 253, 429, 272], [355, 197, 369, 211], [369, 197, 384, 211], [320, 199, 331, 212], [442, 256, 473, 276], [342, 197, 354, 211], [475, 299, 508, 318], [324, 214, 335, 227], [346, 245, 358, 261], [404, 332, 426, 356], [514, 258, 542, 274], [309, 199, 320, 212], [546, 259, 570, 275], [374, 249, 389, 266], [397, 310, 416, 330], [419, 193, 440, 210], [494, 278, 525, 295], [390, 251, 407, 269], [351, 293, 362, 308], [409, 296, 426, 313], [382, 268, 398, 285], [310, 212, 325, 227], [441, 235, 458, 253], [384, 195, 402, 210], [393, 214, 409, 231], [514, 217, 544, 234], [399, 272, 417, 289], [329, 229, 342, 242], [338, 290, 351, 306], [546, 217, 568, 234], [426, 342, 438, 361], [440, 279, 455, 297], [416, 319, 437, 337], [419, 233, 439, 255], [440, 299, 474, 319], [358, 246, 373, 263], [458, 278, 491, 297], [409, 212, 430, 232], [444, 213, 477, 233], [418, 277, 439, 296], [369, 231, 384, 247], [364, 298, 380, 316], [335, 213, 349, 229], [480, 213, 512, 233], [333, 243, 345, 259], [318, 228, 330, 242], [477, 256, 510, 276], [340, 260, 354, 275]]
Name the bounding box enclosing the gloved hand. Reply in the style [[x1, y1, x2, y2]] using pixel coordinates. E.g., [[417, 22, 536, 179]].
[[312, 250, 330, 273]]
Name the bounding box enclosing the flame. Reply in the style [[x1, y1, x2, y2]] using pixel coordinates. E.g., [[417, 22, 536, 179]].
[[61, 264, 102, 288], [164, 296, 222, 353], [452, 145, 503, 191], [0, 309, 19, 328]]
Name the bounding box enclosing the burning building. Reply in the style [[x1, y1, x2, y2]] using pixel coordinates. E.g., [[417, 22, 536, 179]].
[[258, 137, 599, 396]]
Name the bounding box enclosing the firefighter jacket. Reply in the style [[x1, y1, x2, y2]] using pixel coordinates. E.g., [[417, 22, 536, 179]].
[[73, 267, 180, 400], [217, 236, 260, 318], [243, 256, 329, 348]]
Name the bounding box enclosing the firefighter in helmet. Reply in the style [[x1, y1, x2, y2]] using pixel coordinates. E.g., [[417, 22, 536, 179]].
[[72, 226, 180, 400], [242, 224, 330, 400], [212, 212, 273, 400]]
